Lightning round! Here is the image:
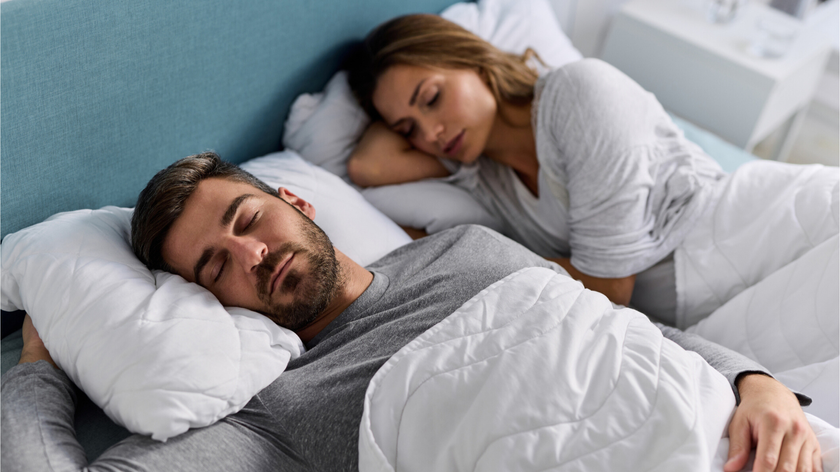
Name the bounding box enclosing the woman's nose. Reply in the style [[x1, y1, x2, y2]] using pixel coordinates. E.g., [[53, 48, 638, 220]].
[[420, 118, 444, 145]]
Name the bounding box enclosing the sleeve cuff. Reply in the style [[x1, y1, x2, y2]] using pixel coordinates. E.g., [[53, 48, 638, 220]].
[[731, 371, 812, 407]]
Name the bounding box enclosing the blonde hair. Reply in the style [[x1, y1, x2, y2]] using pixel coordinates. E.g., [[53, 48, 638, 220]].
[[346, 14, 540, 121]]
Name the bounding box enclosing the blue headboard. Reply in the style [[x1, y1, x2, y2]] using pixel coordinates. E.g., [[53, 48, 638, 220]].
[[1, 0, 464, 240]]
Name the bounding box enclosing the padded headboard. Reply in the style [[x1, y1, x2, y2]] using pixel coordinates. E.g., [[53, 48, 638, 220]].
[[0, 0, 465, 240]]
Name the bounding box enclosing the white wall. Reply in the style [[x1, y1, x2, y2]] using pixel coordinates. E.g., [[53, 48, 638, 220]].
[[547, 0, 629, 57], [549, 0, 838, 166]]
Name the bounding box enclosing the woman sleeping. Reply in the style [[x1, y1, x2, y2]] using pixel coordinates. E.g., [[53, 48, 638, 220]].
[[343, 13, 838, 339], [342, 14, 838, 472]]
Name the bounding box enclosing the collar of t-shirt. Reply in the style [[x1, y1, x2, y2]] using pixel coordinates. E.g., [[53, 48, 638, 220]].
[[305, 270, 390, 349]]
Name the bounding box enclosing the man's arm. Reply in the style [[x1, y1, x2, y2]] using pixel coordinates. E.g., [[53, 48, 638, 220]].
[[1, 361, 89, 471], [657, 322, 771, 400], [2, 316, 90, 470], [1, 316, 302, 472], [657, 323, 822, 472]]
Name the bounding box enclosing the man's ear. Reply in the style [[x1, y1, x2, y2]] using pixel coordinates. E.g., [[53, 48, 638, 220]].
[[277, 187, 316, 220]]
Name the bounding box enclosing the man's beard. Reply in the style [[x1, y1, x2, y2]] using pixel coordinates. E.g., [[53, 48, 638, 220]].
[[254, 211, 341, 331]]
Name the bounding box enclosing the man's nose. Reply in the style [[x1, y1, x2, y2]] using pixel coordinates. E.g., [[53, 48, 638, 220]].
[[229, 236, 267, 273]]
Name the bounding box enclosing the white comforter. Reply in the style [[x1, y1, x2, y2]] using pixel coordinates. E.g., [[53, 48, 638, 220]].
[[359, 160, 840, 472], [678, 160, 839, 427], [358, 267, 838, 471], [360, 267, 738, 471]]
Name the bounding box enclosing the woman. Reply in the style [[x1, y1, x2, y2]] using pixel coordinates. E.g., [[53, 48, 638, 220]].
[[344, 14, 838, 331], [341, 18, 836, 471]]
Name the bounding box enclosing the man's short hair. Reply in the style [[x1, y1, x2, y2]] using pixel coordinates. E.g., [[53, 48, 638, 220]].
[[131, 151, 279, 272]]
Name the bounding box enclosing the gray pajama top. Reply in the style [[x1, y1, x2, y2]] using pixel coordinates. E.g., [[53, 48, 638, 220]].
[[445, 59, 727, 279]]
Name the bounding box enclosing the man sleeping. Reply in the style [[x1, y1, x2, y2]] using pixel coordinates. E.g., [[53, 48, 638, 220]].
[[2, 152, 823, 472]]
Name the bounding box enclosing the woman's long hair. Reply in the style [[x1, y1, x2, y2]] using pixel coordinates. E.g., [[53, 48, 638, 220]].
[[346, 14, 540, 121]]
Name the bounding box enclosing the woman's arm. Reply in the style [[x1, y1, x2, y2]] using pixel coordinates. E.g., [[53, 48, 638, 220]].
[[347, 122, 450, 187], [400, 226, 428, 241], [548, 257, 636, 306]]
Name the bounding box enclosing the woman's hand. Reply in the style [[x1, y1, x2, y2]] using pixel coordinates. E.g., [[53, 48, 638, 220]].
[[347, 122, 450, 187], [19, 314, 58, 369], [725, 374, 822, 472]]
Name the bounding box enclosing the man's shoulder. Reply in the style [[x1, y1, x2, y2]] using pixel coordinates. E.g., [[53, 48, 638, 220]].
[[427, 224, 512, 245], [369, 225, 506, 263], [368, 224, 558, 274]]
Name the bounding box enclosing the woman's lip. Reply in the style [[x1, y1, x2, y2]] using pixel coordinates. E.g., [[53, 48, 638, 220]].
[[270, 253, 294, 296], [443, 130, 465, 157]]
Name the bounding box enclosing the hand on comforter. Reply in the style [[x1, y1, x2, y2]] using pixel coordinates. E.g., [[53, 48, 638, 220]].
[[726, 374, 822, 472]]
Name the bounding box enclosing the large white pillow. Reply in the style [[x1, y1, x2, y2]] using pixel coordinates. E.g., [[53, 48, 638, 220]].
[[0, 151, 410, 441], [360, 180, 506, 234], [282, 0, 582, 234], [0, 207, 302, 441], [281, 71, 368, 182], [441, 0, 582, 69]]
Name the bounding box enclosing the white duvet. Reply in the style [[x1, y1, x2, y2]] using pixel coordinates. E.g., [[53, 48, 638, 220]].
[[359, 267, 838, 471], [359, 160, 840, 471], [678, 161, 839, 427]]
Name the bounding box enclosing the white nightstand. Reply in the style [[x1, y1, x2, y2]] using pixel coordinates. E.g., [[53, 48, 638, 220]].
[[601, 0, 833, 161]]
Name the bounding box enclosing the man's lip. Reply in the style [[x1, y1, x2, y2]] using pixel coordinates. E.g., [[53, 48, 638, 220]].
[[270, 253, 294, 296], [443, 130, 465, 156]]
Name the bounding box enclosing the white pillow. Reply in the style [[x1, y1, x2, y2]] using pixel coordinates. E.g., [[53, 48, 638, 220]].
[[282, 0, 582, 234], [441, 0, 582, 69], [0, 151, 410, 441], [281, 71, 368, 182], [360, 180, 506, 234], [0, 207, 303, 441]]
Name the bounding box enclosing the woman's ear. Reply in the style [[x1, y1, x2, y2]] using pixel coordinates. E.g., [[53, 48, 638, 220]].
[[277, 187, 316, 220]]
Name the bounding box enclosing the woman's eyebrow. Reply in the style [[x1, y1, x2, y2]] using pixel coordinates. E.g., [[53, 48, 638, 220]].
[[409, 78, 426, 106], [386, 79, 427, 129]]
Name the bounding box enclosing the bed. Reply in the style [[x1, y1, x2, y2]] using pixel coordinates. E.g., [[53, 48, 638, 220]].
[[1, 0, 837, 469]]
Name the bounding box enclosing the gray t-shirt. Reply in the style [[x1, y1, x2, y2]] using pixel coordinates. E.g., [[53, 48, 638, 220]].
[[1, 226, 767, 472]]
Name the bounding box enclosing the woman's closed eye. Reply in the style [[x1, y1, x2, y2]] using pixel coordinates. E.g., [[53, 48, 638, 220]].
[[396, 90, 439, 139], [400, 124, 416, 139]]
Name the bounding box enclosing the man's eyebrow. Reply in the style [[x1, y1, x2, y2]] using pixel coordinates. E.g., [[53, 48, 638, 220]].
[[193, 248, 214, 286], [221, 194, 254, 227]]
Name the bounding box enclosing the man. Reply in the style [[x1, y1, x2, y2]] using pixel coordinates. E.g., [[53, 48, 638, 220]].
[[2, 152, 821, 472]]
